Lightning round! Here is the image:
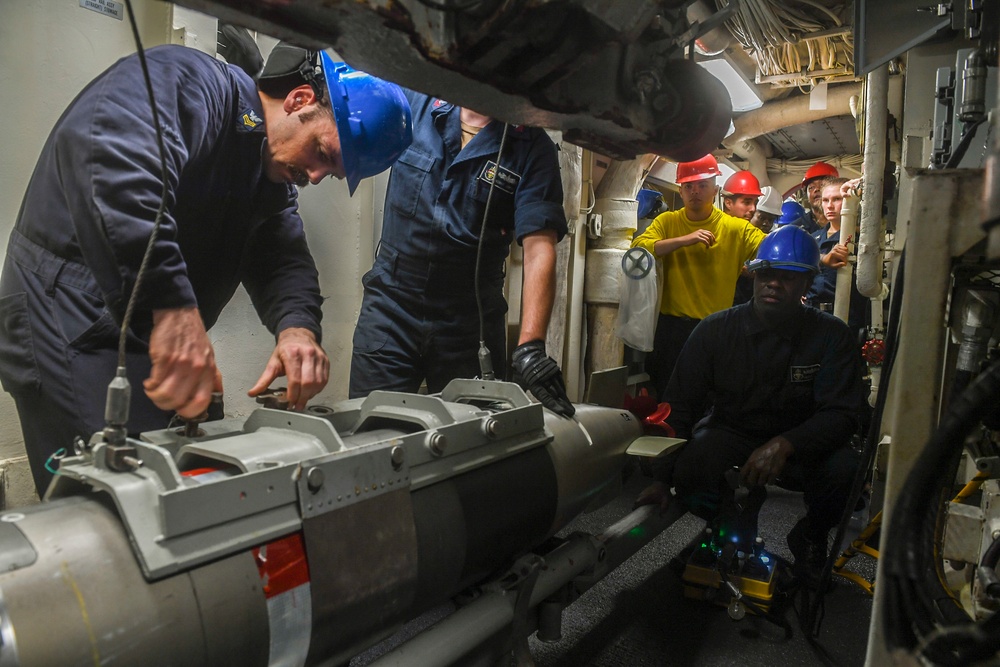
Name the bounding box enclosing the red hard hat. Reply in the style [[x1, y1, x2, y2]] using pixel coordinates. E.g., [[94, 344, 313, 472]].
[[722, 170, 763, 197], [676, 154, 722, 184], [802, 161, 838, 184]]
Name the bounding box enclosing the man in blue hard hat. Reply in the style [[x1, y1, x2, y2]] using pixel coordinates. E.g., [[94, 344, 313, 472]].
[[637, 226, 866, 585], [773, 201, 809, 228], [349, 92, 574, 417], [0, 42, 412, 494]]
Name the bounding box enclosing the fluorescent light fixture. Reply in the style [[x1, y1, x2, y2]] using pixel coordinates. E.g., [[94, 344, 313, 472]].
[[699, 58, 763, 113]]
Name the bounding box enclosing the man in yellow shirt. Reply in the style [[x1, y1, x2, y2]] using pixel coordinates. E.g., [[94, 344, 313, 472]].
[[632, 154, 766, 398]]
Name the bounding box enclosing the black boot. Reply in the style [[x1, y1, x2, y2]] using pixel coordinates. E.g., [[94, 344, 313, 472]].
[[786, 518, 830, 588]]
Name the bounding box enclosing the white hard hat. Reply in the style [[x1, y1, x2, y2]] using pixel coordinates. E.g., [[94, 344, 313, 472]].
[[756, 186, 783, 216]]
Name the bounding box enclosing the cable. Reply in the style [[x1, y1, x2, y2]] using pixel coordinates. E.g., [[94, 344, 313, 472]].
[[718, 0, 852, 88], [474, 122, 510, 381], [119, 0, 169, 369], [945, 118, 988, 169], [413, 0, 487, 12], [96, 0, 170, 444], [883, 359, 1000, 656], [802, 249, 905, 637]]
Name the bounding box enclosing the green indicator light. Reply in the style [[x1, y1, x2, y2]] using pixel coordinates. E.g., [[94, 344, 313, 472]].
[[629, 526, 646, 538]]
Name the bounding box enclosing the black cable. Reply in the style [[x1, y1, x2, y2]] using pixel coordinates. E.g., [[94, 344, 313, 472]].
[[413, 0, 487, 11], [982, 533, 1000, 569], [119, 0, 169, 369], [884, 360, 1000, 654], [945, 117, 988, 169], [803, 249, 907, 636], [474, 122, 509, 380]]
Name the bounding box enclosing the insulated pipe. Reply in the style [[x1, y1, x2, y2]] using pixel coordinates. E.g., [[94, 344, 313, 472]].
[[563, 151, 592, 402], [584, 156, 656, 380], [857, 65, 889, 298], [833, 193, 860, 324], [724, 83, 861, 149], [553, 142, 583, 402], [729, 136, 773, 185]]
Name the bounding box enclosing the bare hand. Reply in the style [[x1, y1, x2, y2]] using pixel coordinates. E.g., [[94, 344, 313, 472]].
[[634, 481, 673, 515], [740, 436, 794, 487], [144, 307, 222, 419], [248, 328, 329, 410], [841, 178, 862, 197], [821, 243, 849, 268], [684, 229, 716, 248]]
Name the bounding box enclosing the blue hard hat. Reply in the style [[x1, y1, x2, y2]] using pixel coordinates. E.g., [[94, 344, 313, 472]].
[[774, 201, 807, 228], [746, 225, 820, 274], [636, 188, 663, 219], [319, 52, 413, 195]]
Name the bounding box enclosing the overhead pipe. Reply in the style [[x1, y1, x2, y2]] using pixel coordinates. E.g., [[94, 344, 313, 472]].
[[687, 0, 731, 56], [723, 83, 861, 149], [857, 64, 889, 298], [729, 136, 773, 185]]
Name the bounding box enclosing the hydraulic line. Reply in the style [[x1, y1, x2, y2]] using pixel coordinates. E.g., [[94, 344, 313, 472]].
[[474, 122, 510, 381], [884, 360, 1000, 656], [802, 249, 906, 636]]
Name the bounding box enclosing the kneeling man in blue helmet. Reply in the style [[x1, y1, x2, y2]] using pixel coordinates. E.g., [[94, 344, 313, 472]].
[[0, 42, 412, 494], [638, 225, 866, 585]]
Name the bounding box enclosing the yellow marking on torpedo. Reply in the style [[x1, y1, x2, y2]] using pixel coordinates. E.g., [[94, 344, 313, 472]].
[[60, 562, 101, 666], [626, 436, 687, 457]]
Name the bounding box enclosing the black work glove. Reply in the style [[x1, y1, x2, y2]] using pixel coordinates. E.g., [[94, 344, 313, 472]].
[[511, 340, 575, 418], [217, 23, 264, 79]]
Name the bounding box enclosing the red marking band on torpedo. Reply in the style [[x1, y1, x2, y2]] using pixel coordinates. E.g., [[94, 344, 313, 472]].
[[254, 532, 311, 598]]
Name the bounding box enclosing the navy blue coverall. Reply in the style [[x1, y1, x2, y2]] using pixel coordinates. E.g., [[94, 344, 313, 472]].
[[662, 302, 866, 534], [807, 224, 871, 336], [349, 91, 566, 396], [0, 46, 323, 493]]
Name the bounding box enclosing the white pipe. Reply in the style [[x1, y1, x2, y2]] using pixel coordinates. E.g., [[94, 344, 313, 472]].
[[868, 365, 882, 408], [857, 65, 889, 298], [563, 152, 592, 401], [867, 290, 886, 408], [833, 193, 859, 324]]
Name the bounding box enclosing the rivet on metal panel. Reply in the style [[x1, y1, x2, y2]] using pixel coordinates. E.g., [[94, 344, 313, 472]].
[[483, 418, 499, 438], [391, 445, 406, 469], [426, 433, 447, 456], [306, 466, 325, 492]]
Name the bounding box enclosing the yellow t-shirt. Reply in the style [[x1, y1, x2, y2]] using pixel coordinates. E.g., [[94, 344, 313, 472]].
[[631, 206, 765, 319]]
